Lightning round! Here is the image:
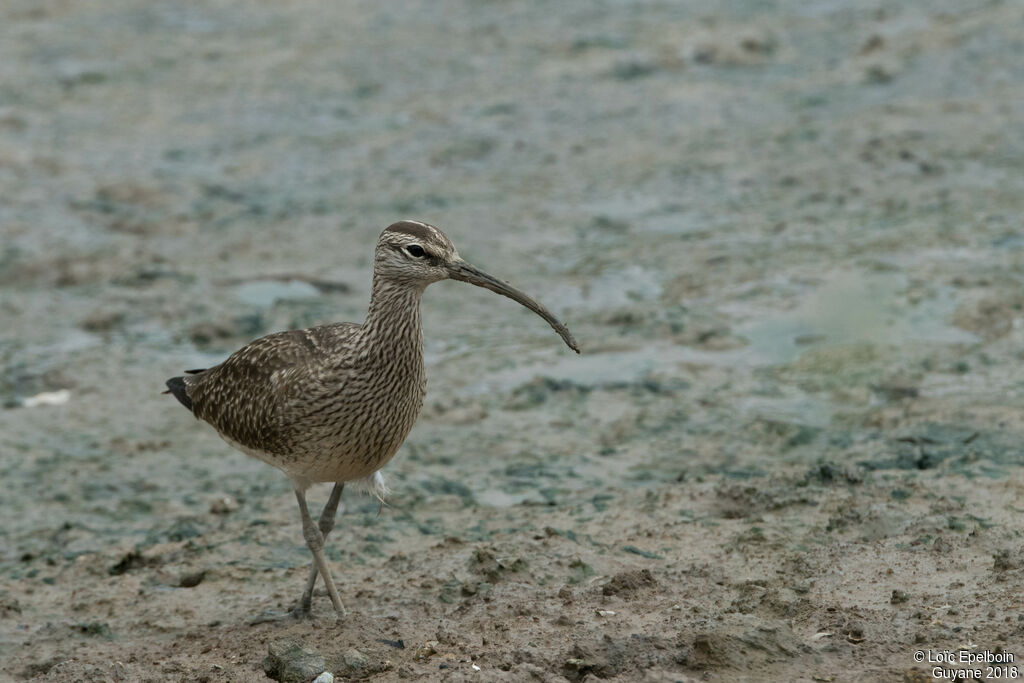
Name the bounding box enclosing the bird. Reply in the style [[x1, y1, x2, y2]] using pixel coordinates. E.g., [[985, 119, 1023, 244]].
[[165, 220, 579, 616]]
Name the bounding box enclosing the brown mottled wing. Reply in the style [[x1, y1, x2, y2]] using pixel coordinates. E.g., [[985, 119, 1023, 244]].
[[183, 323, 360, 455]]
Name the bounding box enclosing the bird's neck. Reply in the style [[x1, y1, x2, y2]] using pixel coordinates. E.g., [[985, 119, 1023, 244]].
[[358, 274, 425, 357]]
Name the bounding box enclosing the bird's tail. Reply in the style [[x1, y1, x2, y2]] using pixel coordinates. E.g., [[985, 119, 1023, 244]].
[[164, 376, 194, 412]]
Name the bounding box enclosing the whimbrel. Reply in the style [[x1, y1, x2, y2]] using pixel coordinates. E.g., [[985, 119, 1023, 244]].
[[165, 221, 579, 615]]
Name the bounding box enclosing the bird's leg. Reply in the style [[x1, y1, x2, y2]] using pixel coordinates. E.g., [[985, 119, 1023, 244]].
[[294, 488, 346, 616], [297, 482, 344, 613]]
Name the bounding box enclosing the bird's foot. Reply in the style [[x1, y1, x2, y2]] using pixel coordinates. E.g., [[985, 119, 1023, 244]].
[[248, 609, 303, 625], [287, 604, 315, 620], [247, 602, 324, 624], [246, 594, 341, 623]]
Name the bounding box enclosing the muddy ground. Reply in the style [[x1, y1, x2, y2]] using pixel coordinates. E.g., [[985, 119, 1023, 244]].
[[2, 0, 1024, 681]]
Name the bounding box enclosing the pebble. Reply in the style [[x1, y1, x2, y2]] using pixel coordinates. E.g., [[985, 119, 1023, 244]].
[[338, 648, 368, 673], [209, 496, 239, 514], [416, 641, 438, 660], [263, 640, 327, 683]]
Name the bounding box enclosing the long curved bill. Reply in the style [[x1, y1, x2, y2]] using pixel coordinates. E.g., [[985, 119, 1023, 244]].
[[447, 260, 580, 353]]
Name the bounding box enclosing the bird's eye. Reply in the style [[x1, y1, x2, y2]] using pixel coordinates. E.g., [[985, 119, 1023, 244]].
[[406, 244, 425, 257]]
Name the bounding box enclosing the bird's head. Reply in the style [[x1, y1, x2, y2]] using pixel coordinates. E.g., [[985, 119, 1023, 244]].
[[375, 220, 580, 353], [375, 220, 459, 286]]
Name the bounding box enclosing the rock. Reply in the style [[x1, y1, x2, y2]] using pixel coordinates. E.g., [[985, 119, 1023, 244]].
[[415, 641, 438, 660], [209, 495, 239, 514], [327, 647, 389, 679], [561, 640, 623, 680], [263, 640, 327, 683], [178, 570, 206, 588], [339, 648, 368, 674]]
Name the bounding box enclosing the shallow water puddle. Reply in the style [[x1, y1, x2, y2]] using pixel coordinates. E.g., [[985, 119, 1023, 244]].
[[456, 269, 978, 449], [734, 268, 977, 363], [473, 270, 975, 397]]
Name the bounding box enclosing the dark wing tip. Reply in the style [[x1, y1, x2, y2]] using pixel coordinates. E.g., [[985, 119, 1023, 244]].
[[165, 376, 194, 412]]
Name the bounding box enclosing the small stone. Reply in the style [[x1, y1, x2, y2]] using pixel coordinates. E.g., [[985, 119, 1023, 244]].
[[263, 640, 327, 683], [339, 649, 368, 673], [312, 674, 334, 683], [890, 589, 909, 604], [416, 641, 438, 660], [178, 570, 206, 588], [209, 496, 239, 514]]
